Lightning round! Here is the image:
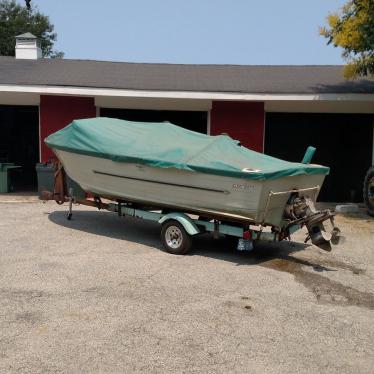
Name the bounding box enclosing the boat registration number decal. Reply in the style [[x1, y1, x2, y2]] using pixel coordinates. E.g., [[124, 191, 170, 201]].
[[232, 183, 256, 191]]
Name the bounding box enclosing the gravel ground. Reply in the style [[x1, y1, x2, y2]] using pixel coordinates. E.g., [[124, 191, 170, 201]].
[[0, 201, 373, 374]]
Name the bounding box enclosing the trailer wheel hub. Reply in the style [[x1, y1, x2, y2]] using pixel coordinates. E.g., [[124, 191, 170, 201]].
[[165, 226, 183, 248]]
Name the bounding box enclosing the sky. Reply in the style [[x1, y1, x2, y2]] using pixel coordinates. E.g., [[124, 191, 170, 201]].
[[24, 0, 347, 65]]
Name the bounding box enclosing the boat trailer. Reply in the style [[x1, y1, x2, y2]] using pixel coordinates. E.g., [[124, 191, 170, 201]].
[[42, 162, 340, 255]]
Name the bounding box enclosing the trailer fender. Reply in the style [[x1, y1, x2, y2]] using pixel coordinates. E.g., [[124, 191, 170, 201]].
[[159, 213, 200, 236]]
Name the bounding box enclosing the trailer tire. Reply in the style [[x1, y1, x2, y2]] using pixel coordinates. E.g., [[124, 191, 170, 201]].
[[363, 166, 374, 217], [161, 220, 192, 255]]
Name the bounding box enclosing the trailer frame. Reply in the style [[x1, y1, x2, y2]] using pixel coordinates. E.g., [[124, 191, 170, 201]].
[[62, 186, 305, 254], [42, 161, 339, 254]]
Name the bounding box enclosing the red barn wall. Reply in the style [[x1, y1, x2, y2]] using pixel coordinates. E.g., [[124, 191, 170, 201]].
[[39, 95, 96, 162], [210, 101, 265, 152]]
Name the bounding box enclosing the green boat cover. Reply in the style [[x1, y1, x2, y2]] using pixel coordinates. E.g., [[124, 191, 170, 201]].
[[45, 117, 329, 181]]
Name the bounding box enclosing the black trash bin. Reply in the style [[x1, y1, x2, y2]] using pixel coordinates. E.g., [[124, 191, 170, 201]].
[[35, 163, 86, 200]]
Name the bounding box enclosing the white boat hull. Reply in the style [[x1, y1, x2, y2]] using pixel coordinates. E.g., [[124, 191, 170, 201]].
[[55, 150, 326, 227]]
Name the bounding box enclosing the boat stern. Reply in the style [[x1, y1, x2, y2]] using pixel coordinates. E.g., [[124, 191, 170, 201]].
[[256, 180, 341, 251]]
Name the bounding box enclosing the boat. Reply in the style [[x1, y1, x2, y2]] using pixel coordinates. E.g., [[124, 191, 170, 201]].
[[45, 117, 339, 249]]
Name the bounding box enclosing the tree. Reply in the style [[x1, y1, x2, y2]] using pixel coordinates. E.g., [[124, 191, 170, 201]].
[[320, 0, 374, 78], [0, 0, 63, 58]]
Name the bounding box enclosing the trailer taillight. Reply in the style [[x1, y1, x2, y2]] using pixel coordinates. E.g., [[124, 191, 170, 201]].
[[243, 230, 252, 240]]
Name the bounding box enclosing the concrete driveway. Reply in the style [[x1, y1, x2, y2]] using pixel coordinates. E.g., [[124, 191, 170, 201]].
[[0, 201, 373, 373]]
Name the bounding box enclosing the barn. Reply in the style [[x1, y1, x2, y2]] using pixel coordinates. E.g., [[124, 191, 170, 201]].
[[1, 33, 373, 201]]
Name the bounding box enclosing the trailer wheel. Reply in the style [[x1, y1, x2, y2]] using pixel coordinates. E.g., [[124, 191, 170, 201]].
[[161, 220, 192, 255], [363, 166, 374, 217]]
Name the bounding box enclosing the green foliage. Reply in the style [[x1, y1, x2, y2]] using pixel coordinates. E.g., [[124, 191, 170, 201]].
[[0, 0, 63, 57], [320, 0, 374, 78]]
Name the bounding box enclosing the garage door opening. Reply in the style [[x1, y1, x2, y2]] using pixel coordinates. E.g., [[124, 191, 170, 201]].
[[0, 105, 39, 191], [100, 108, 208, 134], [265, 113, 373, 202]]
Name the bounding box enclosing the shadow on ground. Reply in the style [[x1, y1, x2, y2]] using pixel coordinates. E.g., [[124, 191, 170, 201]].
[[49, 209, 373, 309], [49, 209, 328, 270], [48, 209, 162, 249]]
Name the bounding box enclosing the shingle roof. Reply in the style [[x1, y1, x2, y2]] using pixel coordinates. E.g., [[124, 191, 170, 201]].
[[0, 56, 373, 94]]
